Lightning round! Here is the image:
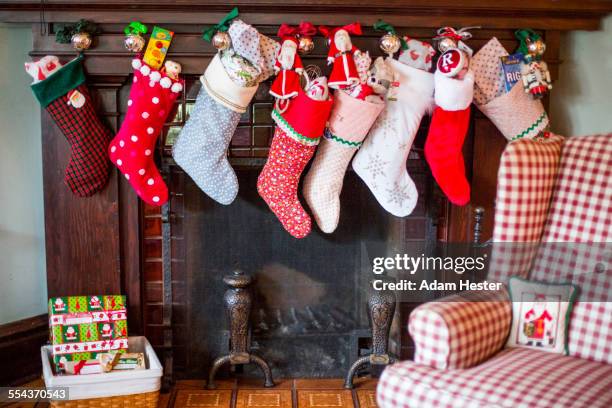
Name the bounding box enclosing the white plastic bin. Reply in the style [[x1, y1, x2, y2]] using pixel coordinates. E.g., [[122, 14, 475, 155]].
[[42, 336, 162, 401]]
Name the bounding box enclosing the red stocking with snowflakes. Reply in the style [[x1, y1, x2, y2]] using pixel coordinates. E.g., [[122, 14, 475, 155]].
[[257, 90, 333, 238], [108, 58, 183, 206]]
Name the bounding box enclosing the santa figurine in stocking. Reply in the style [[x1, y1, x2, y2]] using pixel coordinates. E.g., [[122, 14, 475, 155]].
[[319, 23, 362, 89], [424, 26, 476, 206], [258, 77, 334, 239], [270, 24, 304, 106]]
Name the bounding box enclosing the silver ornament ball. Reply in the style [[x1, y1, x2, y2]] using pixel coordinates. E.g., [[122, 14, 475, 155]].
[[124, 34, 146, 53], [298, 36, 314, 55], [71, 32, 92, 51], [437, 37, 457, 53], [212, 31, 231, 51], [379, 33, 401, 56], [527, 39, 546, 57]]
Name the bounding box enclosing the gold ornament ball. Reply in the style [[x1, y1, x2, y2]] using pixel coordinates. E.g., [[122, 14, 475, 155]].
[[298, 36, 314, 55], [124, 34, 146, 53], [437, 37, 457, 53], [212, 31, 231, 51], [71, 32, 92, 51], [379, 33, 401, 56]]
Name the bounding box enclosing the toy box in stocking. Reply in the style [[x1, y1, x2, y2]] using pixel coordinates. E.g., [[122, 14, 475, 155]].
[[29, 55, 112, 197], [258, 91, 334, 238], [48, 295, 128, 373], [108, 59, 183, 206]]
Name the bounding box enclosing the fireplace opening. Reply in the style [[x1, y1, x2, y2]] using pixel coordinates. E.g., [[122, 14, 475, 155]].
[[171, 161, 435, 379]]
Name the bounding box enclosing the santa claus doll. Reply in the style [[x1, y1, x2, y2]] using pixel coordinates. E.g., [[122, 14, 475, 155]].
[[319, 23, 362, 89], [269, 24, 304, 100]]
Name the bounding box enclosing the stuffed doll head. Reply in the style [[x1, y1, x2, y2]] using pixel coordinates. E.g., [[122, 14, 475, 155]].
[[367, 57, 394, 95], [25, 55, 62, 83], [334, 29, 354, 53], [164, 60, 182, 80], [353, 50, 372, 84], [398, 37, 436, 71]]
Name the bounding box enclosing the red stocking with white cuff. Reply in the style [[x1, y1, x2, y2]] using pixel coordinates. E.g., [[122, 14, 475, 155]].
[[424, 69, 474, 206]]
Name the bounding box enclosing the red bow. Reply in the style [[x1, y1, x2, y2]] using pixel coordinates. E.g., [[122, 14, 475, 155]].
[[318, 22, 362, 38], [298, 21, 317, 37], [277, 23, 298, 39]]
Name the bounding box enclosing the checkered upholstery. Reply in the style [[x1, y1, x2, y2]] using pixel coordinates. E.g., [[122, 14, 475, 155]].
[[488, 135, 564, 282], [377, 347, 612, 408], [530, 134, 612, 364], [409, 290, 511, 369]]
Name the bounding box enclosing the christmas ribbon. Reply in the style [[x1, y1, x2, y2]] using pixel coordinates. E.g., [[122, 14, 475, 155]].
[[55, 19, 98, 43], [434, 26, 478, 42], [298, 21, 317, 37], [515, 28, 542, 56], [318, 22, 362, 38], [202, 7, 239, 42], [124, 21, 147, 36], [373, 20, 408, 50]]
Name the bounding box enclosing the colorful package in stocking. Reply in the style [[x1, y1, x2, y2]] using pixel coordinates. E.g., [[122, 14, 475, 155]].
[[424, 69, 475, 206], [303, 90, 384, 233], [471, 37, 549, 141], [108, 58, 183, 206], [173, 20, 279, 205], [258, 91, 334, 238], [28, 55, 112, 197], [353, 58, 434, 217]]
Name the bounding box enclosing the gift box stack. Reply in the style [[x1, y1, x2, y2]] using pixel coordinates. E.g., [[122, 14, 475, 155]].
[[48, 295, 129, 373]]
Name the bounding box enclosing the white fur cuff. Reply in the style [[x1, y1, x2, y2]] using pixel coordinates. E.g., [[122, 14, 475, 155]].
[[434, 70, 474, 111], [201, 54, 258, 113]]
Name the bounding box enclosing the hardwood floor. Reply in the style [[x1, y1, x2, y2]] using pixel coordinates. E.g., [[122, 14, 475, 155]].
[[2, 378, 378, 408]]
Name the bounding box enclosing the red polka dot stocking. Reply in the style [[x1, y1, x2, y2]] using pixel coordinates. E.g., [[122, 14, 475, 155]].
[[109, 59, 183, 206]]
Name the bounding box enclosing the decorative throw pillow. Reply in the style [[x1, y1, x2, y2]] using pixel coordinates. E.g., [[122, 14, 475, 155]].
[[506, 277, 578, 355]]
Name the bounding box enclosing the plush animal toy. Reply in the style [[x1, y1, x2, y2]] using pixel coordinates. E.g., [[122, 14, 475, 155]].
[[398, 37, 436, 71], [163, 60, 182, 81], [367, 57, 395, 98], [25, 55, 62, 83]]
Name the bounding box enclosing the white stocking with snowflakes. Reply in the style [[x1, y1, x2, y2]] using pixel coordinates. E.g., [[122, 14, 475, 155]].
[[353, 58, 434, 216]]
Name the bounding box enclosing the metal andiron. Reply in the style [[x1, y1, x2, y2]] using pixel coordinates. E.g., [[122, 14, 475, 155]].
[[207, 270, 274, 389], [344, 281, 396, 389]]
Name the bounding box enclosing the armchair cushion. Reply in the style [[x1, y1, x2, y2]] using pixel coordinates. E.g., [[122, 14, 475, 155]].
[[409, 290, 511, 370], [377, 347, 612, 408]]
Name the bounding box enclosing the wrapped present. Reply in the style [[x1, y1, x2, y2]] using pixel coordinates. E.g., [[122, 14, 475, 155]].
[[48, 295, 128, 372]]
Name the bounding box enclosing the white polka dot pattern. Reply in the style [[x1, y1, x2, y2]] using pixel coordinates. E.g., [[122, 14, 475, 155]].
[[172, 87, 242, 205]]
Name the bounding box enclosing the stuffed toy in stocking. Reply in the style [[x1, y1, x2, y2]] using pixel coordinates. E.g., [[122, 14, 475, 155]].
[[424, 47, 475, 206], [173, 19, 279, 205], [471, 37, 549, 141], [108, 58, 183, 206], [319, 23, 362, 89], [303, 82, 384, 233], [270, 24, 303, 101], [258, 79, 334, 239], [353, 48, 435, 217], [27, 55, 112, 197]]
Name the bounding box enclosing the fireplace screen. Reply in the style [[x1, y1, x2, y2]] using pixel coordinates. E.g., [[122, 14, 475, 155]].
[[161, 77, 436, 379]]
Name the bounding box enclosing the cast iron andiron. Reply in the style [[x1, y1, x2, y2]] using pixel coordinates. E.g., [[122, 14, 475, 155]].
[[207, 270, 275, 389], [344, 281, 397, 388]]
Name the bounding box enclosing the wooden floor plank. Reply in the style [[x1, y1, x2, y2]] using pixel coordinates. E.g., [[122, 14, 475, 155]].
[[173, 389, 233, 408], [296, 390, 353, 408], [235, 389, 292, 408]]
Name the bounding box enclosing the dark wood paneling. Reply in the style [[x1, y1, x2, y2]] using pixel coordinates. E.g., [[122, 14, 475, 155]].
[[0, 314, 48, 385], [1, 1, 611, 31]]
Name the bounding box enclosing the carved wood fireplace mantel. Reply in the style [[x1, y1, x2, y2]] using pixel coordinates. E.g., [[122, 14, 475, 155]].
[[1, 0, 610, 383]]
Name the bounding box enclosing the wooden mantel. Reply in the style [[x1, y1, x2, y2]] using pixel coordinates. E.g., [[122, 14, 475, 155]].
[[1, 0, 611, 30]]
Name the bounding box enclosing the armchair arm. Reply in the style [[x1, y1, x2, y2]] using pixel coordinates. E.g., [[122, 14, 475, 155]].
[[408, 289, 511, 369]]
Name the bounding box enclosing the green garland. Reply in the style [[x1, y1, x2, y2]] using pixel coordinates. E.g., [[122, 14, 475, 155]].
[[55, 19, 99, 44]]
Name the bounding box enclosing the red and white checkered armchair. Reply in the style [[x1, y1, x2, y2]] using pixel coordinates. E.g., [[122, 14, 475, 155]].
[[377, 134, 612, 408]]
